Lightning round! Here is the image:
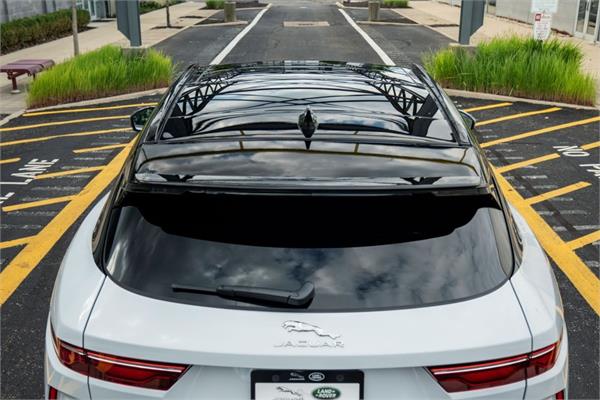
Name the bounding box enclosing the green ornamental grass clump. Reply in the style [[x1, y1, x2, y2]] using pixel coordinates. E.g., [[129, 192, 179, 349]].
[[205, 0, 225, 9], [424, 36, 597, 105], [382, 0, 410, 7], [27, 46, 173, 108]]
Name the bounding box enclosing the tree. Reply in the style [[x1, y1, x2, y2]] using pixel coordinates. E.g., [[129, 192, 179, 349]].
[[165, 0, 172, 28], [71, 0, 80, 55]]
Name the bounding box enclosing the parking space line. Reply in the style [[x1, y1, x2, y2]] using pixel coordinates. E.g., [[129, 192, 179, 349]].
[[494, 170, 600, 315], [525, 181, 591, 205], [2, 195, 75, 212], [23, 103, 158, 117], [0, 236, 35, 249], [0, 128, 129, 148], [0, 138, 136, 305], [461, 102, 513, 113], [496, 140, 600, 173], [568, 230, 600, 250], [0, 157, 21, 165], [73, 143, 128, 153], [481, 116, 600, 148], [476, 107, 561, 127], [0, 115, 129, 133], [35, 166, 105, 180]]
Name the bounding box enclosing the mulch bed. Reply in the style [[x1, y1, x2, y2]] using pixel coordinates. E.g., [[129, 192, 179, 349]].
[[343, 1, 409, 8], [200, 1, 266, 10]]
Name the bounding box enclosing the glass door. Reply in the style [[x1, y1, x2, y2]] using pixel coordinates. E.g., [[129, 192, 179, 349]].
[[576, 0, 600, 41]]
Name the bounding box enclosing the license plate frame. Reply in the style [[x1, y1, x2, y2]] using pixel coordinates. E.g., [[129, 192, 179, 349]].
[[251, 369, 364, 400]]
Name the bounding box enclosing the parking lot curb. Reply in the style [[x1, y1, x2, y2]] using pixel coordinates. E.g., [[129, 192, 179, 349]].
[[445, 88, 599, 111]]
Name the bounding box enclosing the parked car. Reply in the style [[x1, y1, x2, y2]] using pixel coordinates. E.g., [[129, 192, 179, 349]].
[[45, 61, 567, 400]]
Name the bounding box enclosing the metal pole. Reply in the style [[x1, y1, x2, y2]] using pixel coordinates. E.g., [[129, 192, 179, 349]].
[[165, 0, 171, 28], [71, 0, 79, 56]]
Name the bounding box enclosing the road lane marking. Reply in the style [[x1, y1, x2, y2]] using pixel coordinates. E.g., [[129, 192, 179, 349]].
[[73, 143, 128, 153], [210, 4, 272, 65], [23, 103, 158, 117], [339, 9, 395, 66], [496, 141, 600, 173], [0, 128, 129, 148], [35, 166, 105, 180], [567, 231, 600, 250], [481, 116, 600, 148], [462, 102, 513, 113], [0, 157, 21, 165], [2, 195, 75, 212], [476, 107, 561, 127], [494, 170, 600, 315], [525, 181, 591, 205], [0, 115, 129, 132], [0, 236, 35, 249], [0, 138, 136, 305]]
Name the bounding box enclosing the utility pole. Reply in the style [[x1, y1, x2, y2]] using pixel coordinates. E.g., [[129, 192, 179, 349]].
[[71, 0, 80, 56], [165, 0, 172, 28]]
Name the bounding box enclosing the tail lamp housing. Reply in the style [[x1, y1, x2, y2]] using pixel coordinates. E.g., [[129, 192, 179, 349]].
[[51, 327, 188, 390], [429, 339, 562, 392]]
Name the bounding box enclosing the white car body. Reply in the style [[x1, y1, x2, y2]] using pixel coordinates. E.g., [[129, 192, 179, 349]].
[[45, 197, 568, 400]]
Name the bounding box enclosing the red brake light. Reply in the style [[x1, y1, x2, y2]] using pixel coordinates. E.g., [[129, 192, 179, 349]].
[[429, 340, 561, 392], [52, 327, 188, 390]]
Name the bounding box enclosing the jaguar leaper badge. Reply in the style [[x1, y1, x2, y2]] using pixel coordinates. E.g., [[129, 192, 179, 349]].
[[275, 320, 344, 348]]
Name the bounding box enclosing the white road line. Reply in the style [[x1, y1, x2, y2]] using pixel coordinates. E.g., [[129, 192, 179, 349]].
[[210, 4, 272, 65], [338, 9, 395, 66]]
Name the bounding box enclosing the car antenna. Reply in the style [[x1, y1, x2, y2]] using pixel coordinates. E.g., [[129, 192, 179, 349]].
[[298, 106, 318, 150]]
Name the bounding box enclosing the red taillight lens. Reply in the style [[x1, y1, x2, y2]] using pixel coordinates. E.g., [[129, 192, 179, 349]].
[[52, 328, 188, 391], [429, 340, 561, 392], [48, 386, 58, 400]]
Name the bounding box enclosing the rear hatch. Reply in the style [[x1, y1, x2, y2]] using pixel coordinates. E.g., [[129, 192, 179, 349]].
[[83, 192, 532, 398]]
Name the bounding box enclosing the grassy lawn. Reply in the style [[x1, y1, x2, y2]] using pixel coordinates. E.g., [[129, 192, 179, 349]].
[[424, 36, 596, 106], [27, 46, 173, 108]]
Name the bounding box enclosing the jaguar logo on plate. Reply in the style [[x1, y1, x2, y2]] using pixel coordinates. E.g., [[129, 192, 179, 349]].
[[312, 387, 341, 399]]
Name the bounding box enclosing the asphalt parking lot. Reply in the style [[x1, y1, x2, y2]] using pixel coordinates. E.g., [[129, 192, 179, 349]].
[[1, 1, 599, 399]]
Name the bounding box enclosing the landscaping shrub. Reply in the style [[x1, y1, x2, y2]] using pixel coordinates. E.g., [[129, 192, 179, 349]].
[[382, 0, 410, 7], [27, 46, 173, 108], [205, 0, 225, 9], [1, 9, 90, 54], [140, 1, 164, 14], [424, 36, 596, 106]]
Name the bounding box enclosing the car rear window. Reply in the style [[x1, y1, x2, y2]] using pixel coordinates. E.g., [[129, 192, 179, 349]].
[[104, 193, 512, 311]]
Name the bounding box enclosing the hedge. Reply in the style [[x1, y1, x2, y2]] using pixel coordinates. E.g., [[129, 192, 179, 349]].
[[1, 9, 90, 54]]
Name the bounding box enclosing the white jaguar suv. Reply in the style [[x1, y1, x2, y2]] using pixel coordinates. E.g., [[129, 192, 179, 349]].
[[45, 62, 568, 400]]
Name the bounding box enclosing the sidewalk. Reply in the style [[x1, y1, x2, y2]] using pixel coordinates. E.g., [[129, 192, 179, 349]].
[[394, 1, 600, 103], [0, 1, 215, 115]]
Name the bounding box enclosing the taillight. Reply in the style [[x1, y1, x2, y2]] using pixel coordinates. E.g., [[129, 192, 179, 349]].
[[428, 340, 561, 392], [51, 327, 188, 390]]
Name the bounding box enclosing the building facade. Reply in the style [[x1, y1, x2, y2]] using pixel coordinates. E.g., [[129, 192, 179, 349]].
[[1, 0, 115, 23]]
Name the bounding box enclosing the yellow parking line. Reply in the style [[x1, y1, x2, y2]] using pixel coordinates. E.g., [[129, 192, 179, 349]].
[[462, 102, 513, 113], [525, 181, 591, 205], [481, 116, 600, 148], [0, 157, 21, 165], [0, 127, 129, 148], [496, 140, 600, 174], [0, 138, 137, 305], [567, 230, 600, 251], [35, 166, 105, 180], [0, 115, 129, 132], [494, 170, 600, 315], [476, 107, 561, 127], [2, 195, 75, 212], [73, 143, 128, 153], [496, 153, 559, 173], [23, 102, 158, 117], [0, 236, 35, 249]]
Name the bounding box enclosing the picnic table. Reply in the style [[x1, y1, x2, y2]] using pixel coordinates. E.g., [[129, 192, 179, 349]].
[[0, 59, 54, 93]]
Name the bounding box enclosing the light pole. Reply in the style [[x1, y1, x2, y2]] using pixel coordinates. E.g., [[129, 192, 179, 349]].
[[71, 0, 80, 56]]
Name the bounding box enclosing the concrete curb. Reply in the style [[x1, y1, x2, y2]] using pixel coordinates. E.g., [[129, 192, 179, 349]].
[[192, 20, 249, 27], [445, 88, 599, 111], [0, 87, 168, 126], [357, 20, 416, 26]]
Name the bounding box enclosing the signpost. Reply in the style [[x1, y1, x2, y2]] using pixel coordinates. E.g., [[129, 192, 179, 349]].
[[531, 0, 558, 41], [116, 0, 142, 47], [458, 0, 486, 45]]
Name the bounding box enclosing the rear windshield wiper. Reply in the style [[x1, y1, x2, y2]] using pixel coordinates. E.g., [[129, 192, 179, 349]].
[[171, 281, 315, 307]]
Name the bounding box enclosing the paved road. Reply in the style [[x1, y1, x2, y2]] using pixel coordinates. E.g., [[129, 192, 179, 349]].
[[1, 2, 598, 399]]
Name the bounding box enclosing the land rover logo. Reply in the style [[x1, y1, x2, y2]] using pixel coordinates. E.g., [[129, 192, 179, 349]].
[[312, 387, 341, 399], [308, 372, 325, 382]]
